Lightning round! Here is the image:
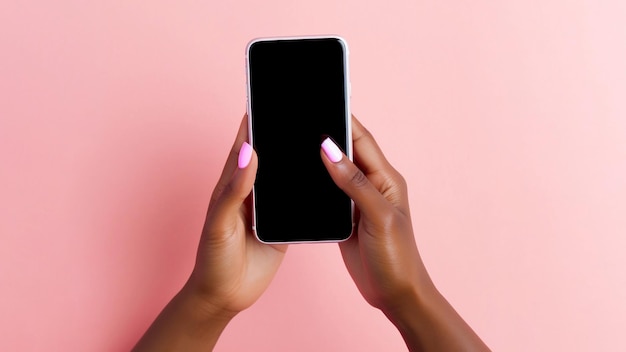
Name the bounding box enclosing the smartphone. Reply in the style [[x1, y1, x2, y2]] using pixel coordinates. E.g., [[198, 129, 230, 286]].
[[245, 35, 353, 243]]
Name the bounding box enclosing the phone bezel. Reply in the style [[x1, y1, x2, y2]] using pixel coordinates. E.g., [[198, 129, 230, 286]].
[[245, 35, 354, 244]]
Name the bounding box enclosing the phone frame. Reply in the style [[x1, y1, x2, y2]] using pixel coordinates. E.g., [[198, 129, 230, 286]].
[[245, 35, 353, 244]]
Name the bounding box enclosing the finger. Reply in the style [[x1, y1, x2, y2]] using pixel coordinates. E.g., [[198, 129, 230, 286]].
[[320, 137, 394, 221], [206, 142, 258, 232], [209, 114, 249, 210], [351, 115, 410, 214], [351, 115, 394, 176]]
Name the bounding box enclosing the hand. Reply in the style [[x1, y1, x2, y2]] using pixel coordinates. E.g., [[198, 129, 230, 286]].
[[134, 115, 287, 352], [321, 116, 431, 312], [321, 116, 490, 351], [189, 115, 287, 316]]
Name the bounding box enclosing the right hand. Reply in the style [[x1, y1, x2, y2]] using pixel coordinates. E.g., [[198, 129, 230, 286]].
[[320, 116, 435, 313], [322, 116, 492, 352]]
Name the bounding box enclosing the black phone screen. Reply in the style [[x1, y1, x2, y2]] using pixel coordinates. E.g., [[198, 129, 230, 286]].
[[247, 37, 352, 243]]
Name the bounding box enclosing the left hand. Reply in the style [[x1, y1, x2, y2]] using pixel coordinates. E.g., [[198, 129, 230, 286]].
[[187, 114, 287, 318]]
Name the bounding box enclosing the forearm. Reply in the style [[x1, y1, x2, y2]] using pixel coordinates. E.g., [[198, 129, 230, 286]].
[[384, 285, 491, 352], [133, 283, 234, 352]]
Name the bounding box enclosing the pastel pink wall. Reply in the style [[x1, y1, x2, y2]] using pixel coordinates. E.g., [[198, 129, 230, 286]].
[[1, 1, 625, 351]]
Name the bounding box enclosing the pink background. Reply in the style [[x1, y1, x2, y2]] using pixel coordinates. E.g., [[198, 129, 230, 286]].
[[1, 1, 625, 351]]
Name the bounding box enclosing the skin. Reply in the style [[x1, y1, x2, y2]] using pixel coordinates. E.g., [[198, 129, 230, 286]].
[[133, 115, 491, 352]]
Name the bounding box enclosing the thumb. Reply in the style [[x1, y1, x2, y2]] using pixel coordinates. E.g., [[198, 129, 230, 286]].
[[206, 142, 257, 229], [320, 137, 392, 220]]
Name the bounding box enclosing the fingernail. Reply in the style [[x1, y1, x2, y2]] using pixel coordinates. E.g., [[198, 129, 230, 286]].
[[238, 142, 252, 169], [321, 137, 343, 163]]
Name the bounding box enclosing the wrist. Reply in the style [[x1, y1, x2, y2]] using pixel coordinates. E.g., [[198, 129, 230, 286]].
[[380, 280, 440, 325], [180, 276, 239, 323], [132, 280, 235, 352], [380, 282, 491, 352]]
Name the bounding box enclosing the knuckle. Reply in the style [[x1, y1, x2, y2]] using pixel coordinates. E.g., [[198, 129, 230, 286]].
[[350, 169, 369, 188], [395, 172, 408, 192], [219, 181, 235, 200], [359, 124, 374, 140], [355, 127, 374, 145], [389, 168, 408, 191], [212, 184, 226, 198], [215, 182, 233, 203], [208, 185, 226, 209], [379, 172, 407, 197]]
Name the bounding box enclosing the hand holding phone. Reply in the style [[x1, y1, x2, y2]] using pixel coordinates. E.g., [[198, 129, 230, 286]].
[[135, 36, 490, 352]]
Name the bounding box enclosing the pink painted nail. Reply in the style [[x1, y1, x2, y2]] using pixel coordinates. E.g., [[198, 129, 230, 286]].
[[238, 142, 252, 169], [321, 137, 343, 163]]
